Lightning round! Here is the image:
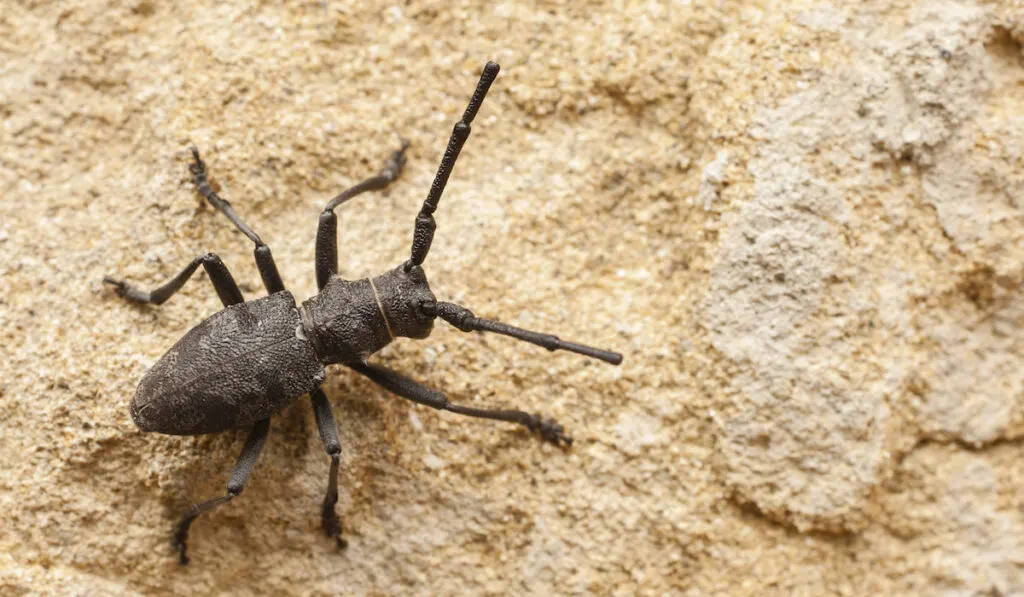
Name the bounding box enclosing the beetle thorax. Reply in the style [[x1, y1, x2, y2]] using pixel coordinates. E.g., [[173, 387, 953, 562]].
[[299, 264, 436, 365]]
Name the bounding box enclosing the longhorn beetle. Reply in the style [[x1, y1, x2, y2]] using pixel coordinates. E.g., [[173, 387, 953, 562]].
[[104, 61, 622, 565]]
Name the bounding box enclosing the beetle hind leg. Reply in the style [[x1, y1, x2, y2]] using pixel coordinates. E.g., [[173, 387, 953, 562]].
[[172, 418, 270, 565]]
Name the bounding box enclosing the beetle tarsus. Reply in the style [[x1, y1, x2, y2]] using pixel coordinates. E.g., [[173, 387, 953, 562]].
[[103, 276, 127, 296], [174, 539, 189, 566], [321, 503, 347, 550], [188, 147, 212, 195], [188, 146, 206, 174], [103, 276, 152, 304], [529, 416, 573, 447], [382, 139, 410, 181], [320, 461, 347, 550], [173, 518, 195, 566]]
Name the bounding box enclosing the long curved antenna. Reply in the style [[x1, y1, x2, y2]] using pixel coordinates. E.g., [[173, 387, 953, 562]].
[[424, 300, 623, 365], [407, 61, 500, 270]]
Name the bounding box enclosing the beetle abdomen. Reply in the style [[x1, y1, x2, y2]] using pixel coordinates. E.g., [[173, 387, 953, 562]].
[[131, 291, 325, 435]]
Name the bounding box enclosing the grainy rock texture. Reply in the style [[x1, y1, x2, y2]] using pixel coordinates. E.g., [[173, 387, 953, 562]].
[[0, 1, 1021, 595]]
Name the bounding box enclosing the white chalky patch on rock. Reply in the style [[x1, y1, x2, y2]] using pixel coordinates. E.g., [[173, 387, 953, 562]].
[[704, 1, 1022, 531]]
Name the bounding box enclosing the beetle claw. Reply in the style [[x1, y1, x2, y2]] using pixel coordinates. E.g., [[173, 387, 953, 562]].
[[188, 146, 206, 176], [533, 417, 573, 447], [322, 505, 347, 551], [103, 276, 127, 296], [103, 276, 152, 304], [173, 539, 190, 566]]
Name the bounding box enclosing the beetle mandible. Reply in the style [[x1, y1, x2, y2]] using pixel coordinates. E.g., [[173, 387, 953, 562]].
[[105, 61, 623, 565]]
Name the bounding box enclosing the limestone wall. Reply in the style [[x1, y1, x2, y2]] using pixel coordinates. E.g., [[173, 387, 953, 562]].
[[1, 1, 1020, 595]]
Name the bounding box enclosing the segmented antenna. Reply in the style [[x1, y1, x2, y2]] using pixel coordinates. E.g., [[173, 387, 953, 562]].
[[407, 61, 501, 269], [424, 301, 624, 365]]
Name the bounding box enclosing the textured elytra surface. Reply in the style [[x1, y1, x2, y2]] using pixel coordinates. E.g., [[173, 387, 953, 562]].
[[132, 291, 324, 435], [0, 1, 1021, 596]]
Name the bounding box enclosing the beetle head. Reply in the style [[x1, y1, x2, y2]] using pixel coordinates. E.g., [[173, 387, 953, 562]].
[[371, 263, 436, 340]]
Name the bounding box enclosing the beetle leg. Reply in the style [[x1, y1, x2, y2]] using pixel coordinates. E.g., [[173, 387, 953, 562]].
[[104, 252, 244, 307], [315, 140, 409, 289], [172, 418, 271, 565], [189, 147, 285, 294], [310, 387, 347, 549], [349, 362, 572, 446]]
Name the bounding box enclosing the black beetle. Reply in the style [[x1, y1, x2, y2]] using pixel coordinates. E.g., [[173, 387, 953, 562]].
[[105, 61, 622, 565]]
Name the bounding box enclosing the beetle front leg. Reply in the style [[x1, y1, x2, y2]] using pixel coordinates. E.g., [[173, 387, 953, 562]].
[[315, 141, 409, 289], [310, 387, 347, 549], [349, 362, 572, 446], [172, 418, 270, 565]]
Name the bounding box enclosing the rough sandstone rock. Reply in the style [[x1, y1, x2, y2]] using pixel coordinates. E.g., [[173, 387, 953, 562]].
[[0, 1, 1020, 595], [704, 1, 1023, 538]]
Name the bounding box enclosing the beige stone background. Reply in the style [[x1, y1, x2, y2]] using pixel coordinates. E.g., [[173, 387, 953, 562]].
[[1, 0, 1022, 595]]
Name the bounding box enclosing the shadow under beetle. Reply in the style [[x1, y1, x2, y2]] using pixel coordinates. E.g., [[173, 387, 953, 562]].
[[104, 61, 623, 565]]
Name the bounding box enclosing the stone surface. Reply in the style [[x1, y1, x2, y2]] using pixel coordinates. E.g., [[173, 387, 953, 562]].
[[0, 1, 1021, 595], [705, 0, 1024, 533]]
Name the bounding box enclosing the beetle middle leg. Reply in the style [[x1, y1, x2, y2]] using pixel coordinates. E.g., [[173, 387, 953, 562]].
[[104, 252, 244, 307], [189, 147, 285, 294], [173, 417, 270, 565], [310, 387, 347, 549], [349, 362, 572, 446]]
